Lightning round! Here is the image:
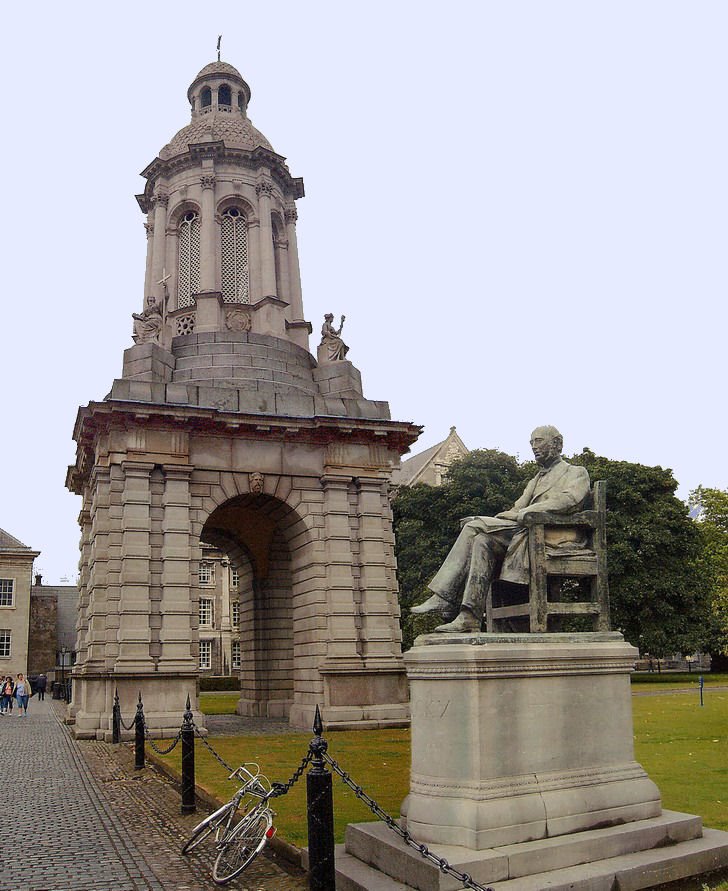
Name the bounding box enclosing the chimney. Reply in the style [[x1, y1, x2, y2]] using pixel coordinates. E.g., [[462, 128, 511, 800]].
[[34, 573, 42, 587]]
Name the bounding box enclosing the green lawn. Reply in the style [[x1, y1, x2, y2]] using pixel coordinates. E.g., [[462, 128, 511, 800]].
[[155, 688, 728, 856], [632, 690, 728, 833], [199, 692, 239, 714]]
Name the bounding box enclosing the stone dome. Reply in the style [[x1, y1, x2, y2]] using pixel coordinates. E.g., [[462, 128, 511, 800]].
[[160, 114, 273, 159], [194, 61, 244, 80]]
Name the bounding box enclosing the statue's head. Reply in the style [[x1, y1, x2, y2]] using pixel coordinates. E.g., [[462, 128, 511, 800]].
[[324, 313, 334, 321], [530, 425, 563, 466], [249, 472, 264, 495]]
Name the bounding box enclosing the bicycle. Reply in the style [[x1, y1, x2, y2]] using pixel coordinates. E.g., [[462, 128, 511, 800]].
[[181, 763, 282, 885]]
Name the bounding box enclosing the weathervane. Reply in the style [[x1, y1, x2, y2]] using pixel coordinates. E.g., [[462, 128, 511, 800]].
[[217, 35, 222, 62]]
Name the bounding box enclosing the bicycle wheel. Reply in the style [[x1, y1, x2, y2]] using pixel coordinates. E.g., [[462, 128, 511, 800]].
[[212, 809, 273, 885], [182, 801, 236, 854]]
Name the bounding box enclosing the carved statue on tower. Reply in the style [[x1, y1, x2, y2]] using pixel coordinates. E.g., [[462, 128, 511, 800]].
[[318, 313, 348, 362], [132, 296, 163, 344]]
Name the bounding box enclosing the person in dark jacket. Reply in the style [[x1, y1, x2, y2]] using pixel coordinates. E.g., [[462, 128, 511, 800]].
[[1, 676, 14, 714], [35, 673, 47, 701]]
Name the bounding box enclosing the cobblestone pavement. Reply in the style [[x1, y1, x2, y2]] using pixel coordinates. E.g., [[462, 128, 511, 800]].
[[0, 697, 308, 891]]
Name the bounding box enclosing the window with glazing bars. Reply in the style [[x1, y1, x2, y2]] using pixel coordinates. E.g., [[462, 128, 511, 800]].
[[199, 639, 211, 669], [199, 598, 213, 626], [231, 600, 240, 628], [178, 211, 201, 308], [231, 640, 241, 669], [221, 208, 249, 303], [0, 579, 13, 607]]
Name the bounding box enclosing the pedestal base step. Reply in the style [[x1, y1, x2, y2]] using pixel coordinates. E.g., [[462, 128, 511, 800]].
[[336, 813, 728, 891]]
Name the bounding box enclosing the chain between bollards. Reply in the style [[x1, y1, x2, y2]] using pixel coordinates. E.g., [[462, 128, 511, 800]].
[[306, 705, 336, 891], [134, 692, 145, 770], [180, 694, 196, 814]]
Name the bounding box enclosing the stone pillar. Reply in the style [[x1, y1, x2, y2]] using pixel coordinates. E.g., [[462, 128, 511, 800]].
[[354, 477, 403, 659], [220, 558, 232, 674], [159, 466, 197, 672], [320, 474, 361, 661], [116, 461, 155, 672], [151, 192, 168, 302], [256, 177, 276, 298], [85, 467, 112, 671], [200, 174, 217, 291], [247, 215, 261, 303], [285, 206, 304, 321], [73, 508, 92, 677], [143, 220, 154, 300]]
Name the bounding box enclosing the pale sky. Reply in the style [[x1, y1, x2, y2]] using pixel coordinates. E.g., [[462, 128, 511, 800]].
[[1, 2, 726, 583]]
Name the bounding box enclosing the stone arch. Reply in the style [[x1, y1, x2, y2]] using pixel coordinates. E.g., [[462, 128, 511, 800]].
[[168, 198, 202, 229], [217, 194, 257, 222], [198, 488, 316, 720]]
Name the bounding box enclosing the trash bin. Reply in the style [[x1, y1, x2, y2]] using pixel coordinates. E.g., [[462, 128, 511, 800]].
[[52, 682, 62, 700]]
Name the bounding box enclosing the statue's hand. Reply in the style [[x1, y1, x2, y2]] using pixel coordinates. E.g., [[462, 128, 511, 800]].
[[496, 509, 518, 521], [516, 507, 537, 525]]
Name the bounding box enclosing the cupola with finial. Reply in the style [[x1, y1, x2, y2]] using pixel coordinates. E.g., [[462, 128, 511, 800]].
[[135, 46, 309, 353]]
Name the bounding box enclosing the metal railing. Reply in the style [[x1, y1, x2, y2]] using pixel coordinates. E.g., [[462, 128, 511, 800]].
[[111, 694, 494, 891]]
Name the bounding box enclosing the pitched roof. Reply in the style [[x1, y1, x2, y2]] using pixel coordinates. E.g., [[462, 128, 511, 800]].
[[393, 427, 469, 486], [0, 527, 31, 550]]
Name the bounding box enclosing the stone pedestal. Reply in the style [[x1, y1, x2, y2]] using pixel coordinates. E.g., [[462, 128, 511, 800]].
[[402, 633, 660, 848], [335, 633, 728, 889]]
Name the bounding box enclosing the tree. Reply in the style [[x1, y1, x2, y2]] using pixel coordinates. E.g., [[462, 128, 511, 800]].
[[688, 486, 728, 666], [568, 450, 714, 657], [393, 447, 714, 656]]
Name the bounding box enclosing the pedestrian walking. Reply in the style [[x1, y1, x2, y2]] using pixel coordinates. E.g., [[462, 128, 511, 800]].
[[35, 673, 47, 701], [0, 676, 14, 714], [15, 673, 31, 715]]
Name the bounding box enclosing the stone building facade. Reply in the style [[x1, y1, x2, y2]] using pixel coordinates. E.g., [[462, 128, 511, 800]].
[[66, 59, 421, 739], [0, 528, 38, 677], [28, 575, 79, 677]]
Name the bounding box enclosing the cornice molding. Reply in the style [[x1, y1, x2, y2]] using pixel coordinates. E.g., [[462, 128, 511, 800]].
[[138, 144, 304, 215]]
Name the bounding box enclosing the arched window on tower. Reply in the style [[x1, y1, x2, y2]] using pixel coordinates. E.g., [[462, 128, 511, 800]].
[[201, 87, 212, 108], [221, 207, 250, 303], [178, 211, 201, 308], [218, 84, 232, 107]]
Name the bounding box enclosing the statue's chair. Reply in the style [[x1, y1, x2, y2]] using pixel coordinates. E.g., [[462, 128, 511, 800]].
[[487, 480, 610, 633]]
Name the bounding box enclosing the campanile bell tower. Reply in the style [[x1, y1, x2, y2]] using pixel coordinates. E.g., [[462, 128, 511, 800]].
[[66, 58, 421, 738], [139, 60, 309, 349]]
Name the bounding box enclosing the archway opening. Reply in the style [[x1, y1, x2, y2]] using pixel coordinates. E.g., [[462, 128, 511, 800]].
[[200, 493, 304, 719]]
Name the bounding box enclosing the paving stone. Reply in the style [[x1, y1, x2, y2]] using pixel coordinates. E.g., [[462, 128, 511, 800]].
[[0, 699, 308, 890]]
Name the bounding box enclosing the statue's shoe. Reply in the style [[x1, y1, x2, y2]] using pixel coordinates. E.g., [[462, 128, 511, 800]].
[[435, 610, 482, 633], [410, 593, 452, 615]]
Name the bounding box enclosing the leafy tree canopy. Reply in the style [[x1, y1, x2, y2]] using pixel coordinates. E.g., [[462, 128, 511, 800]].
[[688, 486, 728, 659]]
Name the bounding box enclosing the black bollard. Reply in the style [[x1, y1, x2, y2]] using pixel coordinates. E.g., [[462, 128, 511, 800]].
[[134, 692, 145, 770], [306, 705, 336, 891], [112, 688, 121, 744], [180, 694, 196, 814]]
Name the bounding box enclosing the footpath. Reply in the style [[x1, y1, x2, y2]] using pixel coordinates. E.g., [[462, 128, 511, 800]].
[[0, 697, 307, 891]]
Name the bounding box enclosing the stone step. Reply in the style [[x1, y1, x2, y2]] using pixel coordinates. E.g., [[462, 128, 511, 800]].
[[336, 846, 413, 891], [487, 829, 728, 891], [343, 812, 704, 890]]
